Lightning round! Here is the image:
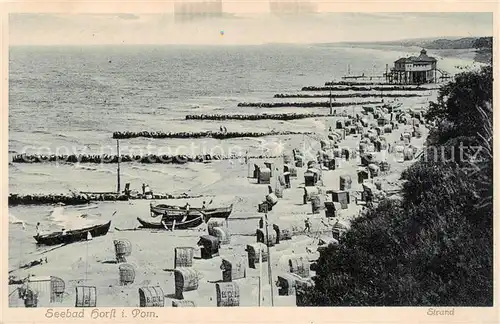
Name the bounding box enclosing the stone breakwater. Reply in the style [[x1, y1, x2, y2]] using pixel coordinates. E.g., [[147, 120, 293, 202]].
[[236, 101, 382, 108], [301, 86, 434, 92], [9, 193, 95, 206], [8, 192, 205, 206], [185, 113, 328, 121], [112, 130, 310, 139], [324, 81, 394, 86], [273, 93, 423, 98], [11, 153, 281, 164]]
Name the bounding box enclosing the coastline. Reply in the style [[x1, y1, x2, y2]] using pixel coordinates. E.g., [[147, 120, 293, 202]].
[[326, 43, 491, 65]]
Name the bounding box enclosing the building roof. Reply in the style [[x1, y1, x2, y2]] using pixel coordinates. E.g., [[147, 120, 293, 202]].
[[394, 49, 437, 64]]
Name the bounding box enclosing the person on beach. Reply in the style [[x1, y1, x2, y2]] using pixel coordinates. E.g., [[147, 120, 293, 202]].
[[123, 183, 131, 198], [142, 183, 146, 196], [202, 201, 206, 209], [61, 228, 67, 236], [185, 202, 190, 212], [20, 258, 46, 270], [35, 222, 41, 236], [220, 126, 223, 132], [144, 184, 152, 198], [304, 217, 311, 233]]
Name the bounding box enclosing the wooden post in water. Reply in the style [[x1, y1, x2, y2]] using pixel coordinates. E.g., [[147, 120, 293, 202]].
[[264, 214, 274, 306], [329, 89, 333, 115], [116, 139, 121, 194]]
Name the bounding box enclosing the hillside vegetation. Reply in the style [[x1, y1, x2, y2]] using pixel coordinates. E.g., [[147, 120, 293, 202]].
[[343, 36, 492, 49], [334, 36, 493, 64], [409, 37, 491, 50]]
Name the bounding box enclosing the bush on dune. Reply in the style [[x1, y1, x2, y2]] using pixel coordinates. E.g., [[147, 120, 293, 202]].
[[425, 65, 492, 144]]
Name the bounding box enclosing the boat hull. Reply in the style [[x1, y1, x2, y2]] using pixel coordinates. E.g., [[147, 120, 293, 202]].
[[150, 204, 233, 219], [150, 208, 205, 221], [137, 216, 203, 230], [33, 221, 111, 246]]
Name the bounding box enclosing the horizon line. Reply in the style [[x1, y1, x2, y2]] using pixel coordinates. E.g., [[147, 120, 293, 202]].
[[9, 35, 493, 47]]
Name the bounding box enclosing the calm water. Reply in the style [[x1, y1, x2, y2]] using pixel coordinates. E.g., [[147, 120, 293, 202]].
[[10, 45, 397, 132], [8, 44, 476, 265]]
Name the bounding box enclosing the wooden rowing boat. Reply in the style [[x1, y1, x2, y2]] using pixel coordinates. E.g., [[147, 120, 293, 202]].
[[150, 203, 233, 219], [137, 216, 203, 230], [33, 221, 111, 246], [150, 207, 205, 222]]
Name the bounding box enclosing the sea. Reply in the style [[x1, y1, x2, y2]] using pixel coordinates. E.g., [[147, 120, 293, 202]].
[[8, 43, 479, 267]]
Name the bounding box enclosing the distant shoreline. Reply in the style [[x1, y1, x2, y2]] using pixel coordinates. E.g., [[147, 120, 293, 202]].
[[324, 36, 493, 64], [332, 44, 489, 64]]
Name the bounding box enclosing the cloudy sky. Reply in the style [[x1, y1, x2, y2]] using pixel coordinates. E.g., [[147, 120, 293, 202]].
[[9, 11, 493, 45]]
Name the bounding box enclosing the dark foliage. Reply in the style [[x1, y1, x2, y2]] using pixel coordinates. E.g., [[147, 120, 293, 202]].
[[425, 65, 492, 143], [424, 37, 477, 49], [473, 37, 493, 49]]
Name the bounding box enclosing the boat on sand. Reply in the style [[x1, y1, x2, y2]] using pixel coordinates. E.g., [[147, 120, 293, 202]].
[[137, 216, 204, 230], [33, 221, 111, 246], [150, 203, 233, 219]]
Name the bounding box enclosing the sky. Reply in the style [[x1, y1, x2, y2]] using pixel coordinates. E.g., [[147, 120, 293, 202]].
[[9, 11, 493, 46]]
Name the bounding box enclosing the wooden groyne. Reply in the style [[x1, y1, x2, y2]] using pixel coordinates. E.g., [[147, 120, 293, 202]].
[[9, 193, 95, 206], [341, 75, 385, 80], [8, 192, 205, 206], [236, 100, 382, 108], [273, 93, 423, 99], [11, 153, 281, 164], [323, 81, 442, 87], [301, 86, 434, 92], [112, 130, 310, 140], [185, 113, 328, 121], [324, 81, 392, 86]]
